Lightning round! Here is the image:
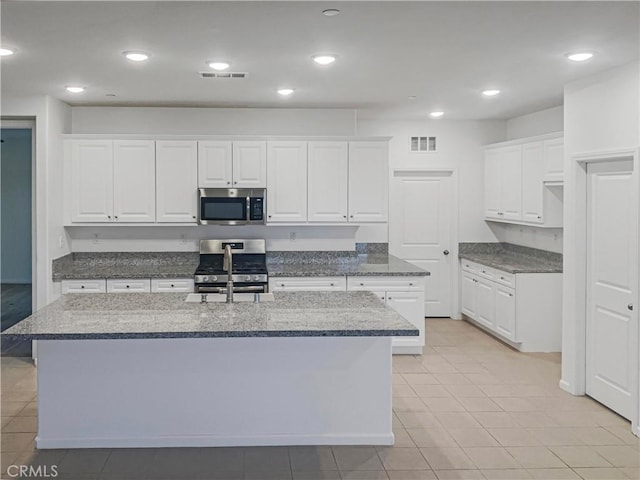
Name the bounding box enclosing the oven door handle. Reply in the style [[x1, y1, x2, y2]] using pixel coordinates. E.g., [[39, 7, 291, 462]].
[[196, 285, 266, 294]]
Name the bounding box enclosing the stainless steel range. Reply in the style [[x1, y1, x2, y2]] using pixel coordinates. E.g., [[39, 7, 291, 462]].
[[194, 239, 268, 294]]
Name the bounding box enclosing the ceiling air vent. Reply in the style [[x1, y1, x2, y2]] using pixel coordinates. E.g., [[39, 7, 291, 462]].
[[199, 72, 248, 79], [410, 136, 437, 153]]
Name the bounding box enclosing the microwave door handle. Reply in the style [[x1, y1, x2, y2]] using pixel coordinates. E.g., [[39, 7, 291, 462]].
[[246, 196, 251, 222]]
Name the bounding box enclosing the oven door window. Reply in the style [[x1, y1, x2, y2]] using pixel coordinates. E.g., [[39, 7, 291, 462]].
[[201, 198, 247, 222]]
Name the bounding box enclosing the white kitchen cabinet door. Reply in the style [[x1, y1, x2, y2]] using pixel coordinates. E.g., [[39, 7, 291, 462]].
[[484, 149, 502, 220], [543, 137, 564, 183], [156, 141, 198, 223], [461, 271, 477, 318], [70, 140, 114, 223], [198, 141, 233, 187], [307, 141, 348, 222], [386, 291, 425, 345], [233, 141, 267, 187], [521, 142, 544, 224], [267, 141, 308, 222], [113, 140, 156, 223], [499, 145, 523, 221], [348, 142, 388, 222], [495, 285, 516, 341], [475, 277, 495, 330]]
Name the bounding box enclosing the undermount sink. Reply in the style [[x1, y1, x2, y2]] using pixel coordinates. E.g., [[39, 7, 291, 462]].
[[185, 293, 275, 303]]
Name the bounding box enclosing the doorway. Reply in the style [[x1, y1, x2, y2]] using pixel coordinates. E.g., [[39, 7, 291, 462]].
[[1, 125, 34, 356], [389, 169, 458, 317]]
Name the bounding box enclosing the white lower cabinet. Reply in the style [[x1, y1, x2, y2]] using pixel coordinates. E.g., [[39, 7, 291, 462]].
[[269, 277, 346, 292], [151, 278, 195, 293], [346, 276, 425, 354], [460, 259, 561, 352], [106, 279, 151, 293], [61, 279, 107, 294]]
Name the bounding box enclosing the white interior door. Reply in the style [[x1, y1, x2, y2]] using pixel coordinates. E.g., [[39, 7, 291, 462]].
[[390, 171, 452, 317], [586, 159, 638, 420]]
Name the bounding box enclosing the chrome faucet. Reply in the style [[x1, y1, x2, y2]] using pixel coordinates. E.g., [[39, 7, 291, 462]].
[[223, 244, 234, 303]]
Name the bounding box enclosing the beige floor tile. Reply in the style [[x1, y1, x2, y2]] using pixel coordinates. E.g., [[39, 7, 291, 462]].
[[393, 397, 429, 413], [16, 402, 37, 417], [377, 447, 429, 471], [471, 412, 520, 429], [505, 447, 566, 469], [1, 415, 37, 433], [394, 385, 419, 398], [620, 466, 640, 479], [393, 374, 409, 385], [550, 446, 613, 468], [413, 385, 452, 398], [423, 363, 459, 374], [453, 363, 490, 374], [403, 374, 441, 385], [462, 447, 521, 469], [527, 428, 585, 446], [386, 471, 437, 480], [457, 396, 502, 412], [421, 397, 466, 412], [443, 385, 486, 398], [434, 470, 484, 479], [488, 428, 541, 447], [478, 385, 518, 397], [572, 467, 628, 479], [433, 412, 481, 429], [510, 412, 559, 428], [464, 373, 503, 385], [481, 469, 533, 479], [340, 471, 389, 480], [605, 427, 640, 446], [546, 411, 601, 427], [396, 412, 441, 429], [568, 428, 627, 446], [419, 448, 475, 470], [433, 374, 471, 385], [393, 429, 418, 448], [492, 397, 538, 412], [332, 447, 384, 471], [448, 428, 500, 447], [289, 446, 337, 472], [0, 432, 35, 452], [0, 402, 28, 417], [406, 428, 458, 448], [593, 446, 640, 467], [527, 468, 581, 479]]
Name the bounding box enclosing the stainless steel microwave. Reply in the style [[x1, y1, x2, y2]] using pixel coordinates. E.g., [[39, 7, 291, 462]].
[[198, 188, 266, 225]]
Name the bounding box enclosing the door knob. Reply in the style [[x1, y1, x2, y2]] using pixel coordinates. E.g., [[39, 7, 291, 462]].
[[443, 250, 450, 255], [628, 304, 634, 311]]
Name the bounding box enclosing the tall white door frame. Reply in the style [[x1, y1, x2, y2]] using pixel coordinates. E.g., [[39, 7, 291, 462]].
[[564, 148, 640, 436], [389, 168, 460, 319]]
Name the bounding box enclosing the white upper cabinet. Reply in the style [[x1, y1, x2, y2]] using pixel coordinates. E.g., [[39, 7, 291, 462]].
[[267, 141, 308, 222], [521, 142, 544, 224], [232, 141, 267, 188], [198, 141, 233, 187], [484, 149, 502, 220], [307, 141, 348, 222], [543, 137, 564, 183], [113, 140, 156, 223], [348, 142, 389, 222], [499, 146, 523, 221], [70, 140, 114, 223], [156, 141, 198, 223]]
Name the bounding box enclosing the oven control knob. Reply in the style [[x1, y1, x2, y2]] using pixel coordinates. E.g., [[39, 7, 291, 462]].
[[203, 276, 210, 283], [245, 275, 251, 281], [253, 275, 260, 281], [211, 276, 217, 282]]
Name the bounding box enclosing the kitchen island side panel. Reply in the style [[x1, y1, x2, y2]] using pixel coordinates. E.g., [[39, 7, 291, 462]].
[[36, 336, 393, 448]]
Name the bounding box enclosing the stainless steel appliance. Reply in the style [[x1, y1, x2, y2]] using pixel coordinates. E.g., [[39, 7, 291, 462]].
[[198, 188, 266, 225], [194, 239, 268, 294]]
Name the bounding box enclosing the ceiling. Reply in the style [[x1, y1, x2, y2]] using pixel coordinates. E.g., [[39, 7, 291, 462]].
[[1, 1, 638, 120]]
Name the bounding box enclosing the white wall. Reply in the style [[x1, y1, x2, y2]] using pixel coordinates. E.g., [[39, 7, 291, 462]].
[[356, 116, 506, 243], [1, 128, 32, 283], [1, 95, 71, 306], [506, 105, 563, 140], [561, 62, 640, 394]]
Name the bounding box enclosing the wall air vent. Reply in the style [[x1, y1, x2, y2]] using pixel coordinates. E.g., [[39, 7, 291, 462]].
[[199, 72, 248, 79], [410, 136, 437, 153]]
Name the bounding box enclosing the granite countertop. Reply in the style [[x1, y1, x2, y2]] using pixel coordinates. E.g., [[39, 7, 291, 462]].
[[458, 243, 563, 274], [2, 291, 418, 340], [267, 254, 429, 277]]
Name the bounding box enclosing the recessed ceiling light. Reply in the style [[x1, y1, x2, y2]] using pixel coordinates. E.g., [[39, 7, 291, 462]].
[[482, 89, 501, 97], [430, 111, 444, 118], [65, 86, 86, 93], [312, 54, 337, 66], [408, 95, 417, 100], [277, 88, 295, 96], [105, 93, 117, 97], [322, 9, 340, 16], [0, 47, 15, 56], [123, 51, 150, 62], [566, 52, 594, 62], [208, 61, 230, 71]]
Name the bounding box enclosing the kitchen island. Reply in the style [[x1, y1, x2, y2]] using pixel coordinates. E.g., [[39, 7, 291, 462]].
[[2, 291, 416, 449]]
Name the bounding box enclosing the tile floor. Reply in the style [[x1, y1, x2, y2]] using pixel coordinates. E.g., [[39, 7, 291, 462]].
[[1, 318, 639, 479]]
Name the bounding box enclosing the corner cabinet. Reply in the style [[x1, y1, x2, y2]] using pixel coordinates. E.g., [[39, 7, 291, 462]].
[[484, 134, 563, 227]]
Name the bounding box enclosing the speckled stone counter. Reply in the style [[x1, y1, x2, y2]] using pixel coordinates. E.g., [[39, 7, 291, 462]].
[[459, 243, 562, 273], [267, 254, 429, 277], [2, 291, 418, 340], [52, 252, 199, 280]]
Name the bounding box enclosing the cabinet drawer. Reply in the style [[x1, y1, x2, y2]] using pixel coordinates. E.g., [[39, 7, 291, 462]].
[[151, 278, 194, 293], [461, 260, 480, 273], [494, 270, 515, 288], [106, 279, 151, 293], [61, 279, 106, 294], [269, 276, 346, 292], [346, 276, 423, 292]]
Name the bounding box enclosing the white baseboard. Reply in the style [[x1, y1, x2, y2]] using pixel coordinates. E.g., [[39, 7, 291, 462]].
[[559, 379, 575, 395]]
